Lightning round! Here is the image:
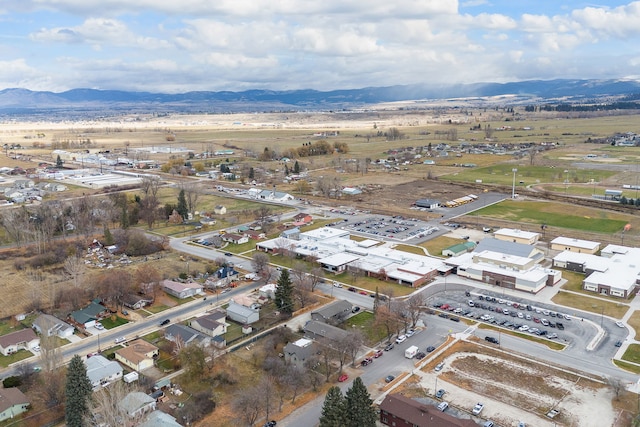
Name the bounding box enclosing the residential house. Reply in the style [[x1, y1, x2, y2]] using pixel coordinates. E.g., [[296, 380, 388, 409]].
[[161, 280, 203, 299], [69, 300, 109, 329], [199, 216, 217, 226], [255, 189, 294, 202], [303, 320, 348, 342], [164, 324, 211, 347], [259, 283, 277, 299], [380, 393, 477, 427], [311, 300, 352, 325], [226, 300, 259, 324], [292, 213, 313, 225], [122, 294, 154, 310], [213, 205, 227, 215], [0, 387, 30, 422], [85, 355, 123, 390], [189, 310, 228, 339], [245, 230, 266, 240], [32, 313, 75, 338], [0, 329, 40, 356], [138, 411, 183, 427], [222, 233, 249, 245], [283, 338, 317, 368], [118, 392, 156, 419], [115, 339, 159, 372]]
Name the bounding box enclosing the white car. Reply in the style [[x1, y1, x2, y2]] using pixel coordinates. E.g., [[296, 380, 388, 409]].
[[548, 333, 558, 339], [94, 323, 105, 330], [616, 321, 625, 328], [32, 345, 40, 352], [395, 335, 407, 344], [472, 403, 484, 415], [437, 402, 449, 412], [333, 282, 343, 288], [406, 329, 415, 337]]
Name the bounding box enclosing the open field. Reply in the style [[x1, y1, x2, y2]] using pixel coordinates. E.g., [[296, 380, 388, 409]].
[[551, 291, 630, 319]]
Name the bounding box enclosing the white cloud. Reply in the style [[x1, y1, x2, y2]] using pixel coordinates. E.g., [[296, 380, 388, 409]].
[[572, 2, 640, 38]]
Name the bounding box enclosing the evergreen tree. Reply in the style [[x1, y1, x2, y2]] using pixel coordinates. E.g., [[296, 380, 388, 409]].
[[284, 164, 289, 176], [65, 354, 92, 427], [177, 189, 188, 219], [294, 160, 300, 174], [275, 269, 294, 315], [249, 167, 255, 180], [103, 226, 114, 245], [319, 386, 346, 427], [56, 155, 63, 168], [345, 377, 376, 427]]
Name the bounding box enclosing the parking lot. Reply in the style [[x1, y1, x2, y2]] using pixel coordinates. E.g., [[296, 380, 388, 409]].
[[335, 214, 442, 242], [428, 289, 600, 350]]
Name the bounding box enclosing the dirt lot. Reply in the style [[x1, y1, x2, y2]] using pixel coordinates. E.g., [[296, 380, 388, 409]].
[[401, 341, 625, 427]]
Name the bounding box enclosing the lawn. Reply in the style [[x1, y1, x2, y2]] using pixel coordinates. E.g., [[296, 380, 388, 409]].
[[393, 244, 428, 255], [472, 199, 632, 233], [559, 270, 594, 293], [551, 291, 630, 319], [332, 271, 416, 297], [0, 349, 34, 368], [418, 236, 461, 257], [344, 311, 386, 346], [613, 359, 640, 374], [626, 309, 640, 340], [100, 316, 129, 329], [621, 344, 640, 364], [146, 304, 171, 314]]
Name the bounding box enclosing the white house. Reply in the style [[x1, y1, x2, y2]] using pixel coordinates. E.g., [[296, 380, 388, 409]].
[[161, 280, 203, 299], [32, 314, 75, 338], [226, 300, 259, 324], [0, 329, 40, 356]]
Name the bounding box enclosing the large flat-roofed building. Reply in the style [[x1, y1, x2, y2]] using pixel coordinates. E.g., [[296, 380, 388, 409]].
[[493, 228, 540, 245], [553, 245, 640, 298], [550, 236, 600, 254]]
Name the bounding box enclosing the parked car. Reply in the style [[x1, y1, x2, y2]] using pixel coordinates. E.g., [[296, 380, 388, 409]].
[[395, 335, 407, 344], [435, 362, 445, 372], [224, 252, 232, 256], [385, 375, 395, 383], [263, 421, 276, 427], [547, 333, 558, 339], [426, 346, 436, 353], [406, 329, 415, 337], [615, 340, 623, 347], [352, 306, 361, 313], [472, 402, 484, 415], [435, 389, 446, 398], [361, 357, 373, 366], [338, 374, 348, 382], [347, 287, 357, 292], [358, 290, 368, 295], [373, 350, 383, 358], [415, 352, 426, 360], [437, 402, 449, 412], [160, 319, 170, 326], [94, 323, 105, 330], [384, 343, 395, 351], [483, 422, 494, 427], [616, 321, 625, 328]]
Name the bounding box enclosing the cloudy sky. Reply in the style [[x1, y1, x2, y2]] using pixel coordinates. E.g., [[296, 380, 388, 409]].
[[1, 0, 639, 93]]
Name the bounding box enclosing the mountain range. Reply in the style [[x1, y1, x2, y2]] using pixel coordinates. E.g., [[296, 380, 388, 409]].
[[1, 78, 639, 117]]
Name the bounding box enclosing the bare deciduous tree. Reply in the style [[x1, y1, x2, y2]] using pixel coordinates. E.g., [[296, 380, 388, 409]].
[[233, 386, 263, 426], [64, 254, 87, 289], [251, 252, 271, 277], [405, 293, 426, 328]]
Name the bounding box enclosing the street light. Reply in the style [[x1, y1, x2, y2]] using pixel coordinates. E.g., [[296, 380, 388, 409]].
[[511, 168, 518, 199]]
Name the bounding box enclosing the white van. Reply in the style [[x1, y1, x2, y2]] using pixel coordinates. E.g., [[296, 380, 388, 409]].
[[437, 402, 449, 412], [114, 337, 126, 344]]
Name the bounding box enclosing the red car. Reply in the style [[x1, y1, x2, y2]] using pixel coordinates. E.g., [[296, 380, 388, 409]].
[[338, 374, 349, 382], [373, 350, 383, 358], [359, 290, 368, 295]]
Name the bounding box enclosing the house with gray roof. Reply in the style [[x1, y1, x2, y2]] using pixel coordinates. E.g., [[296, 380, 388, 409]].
[[189, 310, 227, 339], [303, 320, 348, 342], [139, 411, 183, 427], [283, 338, 317, 368], [85, 354, 123, 390], [311, 300, 352, 325], [118, 392, 156, 419], [32, 313, 74, 338], [164, 324, 211, 347]]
